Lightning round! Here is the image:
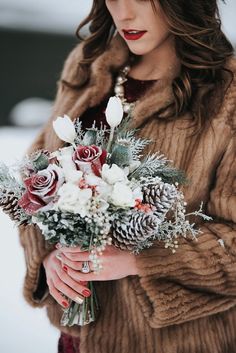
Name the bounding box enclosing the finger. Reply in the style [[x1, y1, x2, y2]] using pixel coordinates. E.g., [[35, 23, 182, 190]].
[[47, 278, 70, 308], [55, 251, 64, 265], [52, 271, 91, 303], [56, 252, 87, 271], [66, 266, 105, 282], [78, 280, 88, 286], [60, 251, 90, 262], [55, 266, 91, 297], [56, 244, 87, 253]]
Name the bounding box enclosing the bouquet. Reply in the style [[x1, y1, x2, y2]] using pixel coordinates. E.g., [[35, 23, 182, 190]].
[[0, 97, 211, 326]]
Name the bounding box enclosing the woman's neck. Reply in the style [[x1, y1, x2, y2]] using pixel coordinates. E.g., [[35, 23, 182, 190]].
[[128, 36, 180, 81]]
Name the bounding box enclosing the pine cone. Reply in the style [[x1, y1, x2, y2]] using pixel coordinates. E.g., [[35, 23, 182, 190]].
[[0, 192, 27, 225], [112, 211, 159, 251], [142, 182, 178, 219]]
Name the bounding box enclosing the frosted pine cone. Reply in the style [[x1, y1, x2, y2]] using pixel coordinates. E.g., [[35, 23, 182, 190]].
[[112, 211, 159, 251], [0, 192, 27, 225], [142, 182, 178, 219]]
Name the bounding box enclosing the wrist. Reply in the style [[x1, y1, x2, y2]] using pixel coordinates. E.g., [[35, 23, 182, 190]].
[[129, 253, 139, 276]]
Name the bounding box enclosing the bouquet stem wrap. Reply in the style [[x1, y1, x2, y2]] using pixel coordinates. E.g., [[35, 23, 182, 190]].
[[61, 282, 99, 326]]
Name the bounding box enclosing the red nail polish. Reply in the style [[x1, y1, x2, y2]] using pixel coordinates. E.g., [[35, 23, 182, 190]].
[[82, 289, 91, 298], [62, 300, 69, 308], [63, 265, 68, 272]]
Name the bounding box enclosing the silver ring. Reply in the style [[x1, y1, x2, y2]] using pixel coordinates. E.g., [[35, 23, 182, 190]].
[[81, 261, 90, 273]]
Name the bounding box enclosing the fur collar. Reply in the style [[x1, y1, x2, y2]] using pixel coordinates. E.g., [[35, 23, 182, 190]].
[[63, 33, 236, 131], [67, 34, 180, 129]]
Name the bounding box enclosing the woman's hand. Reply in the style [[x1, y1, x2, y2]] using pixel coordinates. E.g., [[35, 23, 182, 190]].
[[43, 249, 90, 309], [57, 245, 138, 282]]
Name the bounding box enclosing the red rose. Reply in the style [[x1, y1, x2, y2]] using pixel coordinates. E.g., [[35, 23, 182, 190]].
[[18, 165, 64, 214], [73, 145, 107, 176]]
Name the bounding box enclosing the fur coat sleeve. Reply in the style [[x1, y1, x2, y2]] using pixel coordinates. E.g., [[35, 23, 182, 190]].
[[135, 109, 236, 328]]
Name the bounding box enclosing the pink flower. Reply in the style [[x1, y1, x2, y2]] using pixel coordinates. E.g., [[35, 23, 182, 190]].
[[18, 165, 64, 214], [72, 145, 107, 177]]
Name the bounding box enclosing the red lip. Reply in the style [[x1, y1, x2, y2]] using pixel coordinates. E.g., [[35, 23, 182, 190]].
[[122, 30, 147, 41]]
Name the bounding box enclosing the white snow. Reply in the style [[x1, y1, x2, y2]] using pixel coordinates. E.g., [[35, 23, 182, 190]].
[[0, 0, 93, 35], [220, 1, 236, 44], [0, 127, 59, 353], [9, 98, 53, 127]]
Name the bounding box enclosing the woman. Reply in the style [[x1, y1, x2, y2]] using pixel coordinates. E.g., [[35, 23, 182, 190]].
[[19, 0, 236, 352]]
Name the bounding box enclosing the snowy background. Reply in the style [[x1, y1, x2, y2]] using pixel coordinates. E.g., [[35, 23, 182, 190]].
[[0, 127, 59, 353], [0, 0, 92, 35], [0, 1, 235, 353]]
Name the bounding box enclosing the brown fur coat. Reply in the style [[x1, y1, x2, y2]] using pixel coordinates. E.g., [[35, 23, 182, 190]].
[[19, 34, 236, 353]]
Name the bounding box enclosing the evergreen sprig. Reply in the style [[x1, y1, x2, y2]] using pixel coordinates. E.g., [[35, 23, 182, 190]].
[[0, 162, 24, 197], [94, 123, 109, 148], [129, 137, 151, 160], [129, 153, 187, 184], [36, 210, 93, 247], [36, 210, 111, 249], [74, 118, 85, 145]]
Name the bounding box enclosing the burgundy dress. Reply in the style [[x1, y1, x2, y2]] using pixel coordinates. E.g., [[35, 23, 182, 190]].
[[58, 74, 156, 353]]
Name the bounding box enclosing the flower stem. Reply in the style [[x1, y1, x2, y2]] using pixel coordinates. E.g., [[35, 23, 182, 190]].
[[106, 127, 115, 154]]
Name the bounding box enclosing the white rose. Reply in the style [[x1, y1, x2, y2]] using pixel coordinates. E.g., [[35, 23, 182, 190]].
[[101, 164, 127, 185], [63, 170, 83, 184], [110, 182, 136, 208], [56, 183, 92, 217], [96, 183, 113, 201], [84, 173, 104, 186], [105, 97, 124, 128], [53, 115, 76, 144], [84, 173, 112, 202], [56, 146, 83, 183]]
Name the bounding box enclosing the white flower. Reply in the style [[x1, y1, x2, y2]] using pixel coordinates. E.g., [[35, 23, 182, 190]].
[[105, 97, 124, 128], [96, 183, 113, 201], [53, 115, 76, 144], [64, 170, 84, 184], [85, 173, 103, 186], [110, 182, 136, 208], [56, 146, 83, 183], [84, 173, 113, 201], [101, 164, 127, 185], [56, 183, 92, 217]]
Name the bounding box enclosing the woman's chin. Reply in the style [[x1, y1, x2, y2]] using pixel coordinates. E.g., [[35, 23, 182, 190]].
[[126, 44, 151, 56]]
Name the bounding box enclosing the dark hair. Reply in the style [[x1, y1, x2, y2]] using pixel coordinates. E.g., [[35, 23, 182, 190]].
[[68, 0, 235, 130]]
